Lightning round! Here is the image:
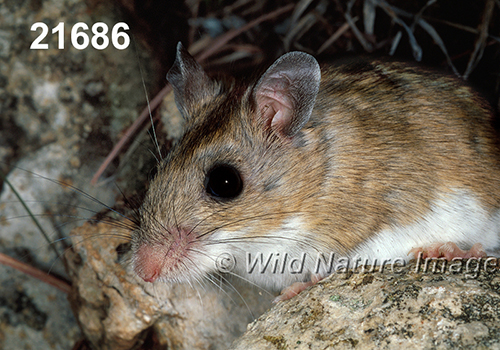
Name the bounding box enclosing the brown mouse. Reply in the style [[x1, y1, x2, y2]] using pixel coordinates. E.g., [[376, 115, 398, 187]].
[[131, 42, 500, 299]]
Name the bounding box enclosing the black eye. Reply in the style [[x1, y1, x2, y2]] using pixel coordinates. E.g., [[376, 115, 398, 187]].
[[205, 164, 243, 199]]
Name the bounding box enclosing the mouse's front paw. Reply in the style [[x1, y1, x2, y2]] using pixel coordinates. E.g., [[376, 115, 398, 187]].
[[273, 274, 323, 303], [409, 242, 486, 260]]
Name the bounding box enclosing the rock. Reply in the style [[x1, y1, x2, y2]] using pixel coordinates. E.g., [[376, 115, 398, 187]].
[[0, 0, 160, 348], [231, 258, 500, 349], [66, 214, 500, 349], [0, 263, 80, 350], [66, 220, 274, 350]]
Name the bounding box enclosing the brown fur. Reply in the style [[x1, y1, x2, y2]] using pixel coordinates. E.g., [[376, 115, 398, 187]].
[[133, 49, 500, 286]]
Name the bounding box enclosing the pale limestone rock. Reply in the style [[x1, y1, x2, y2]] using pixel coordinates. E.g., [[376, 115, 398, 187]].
[[67, 217, 500, 349], [66, 220, 273, 350], [232, 259, 500, 349]]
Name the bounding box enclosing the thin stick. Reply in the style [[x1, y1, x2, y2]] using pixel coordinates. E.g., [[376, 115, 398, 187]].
[[318, 20, 353, 54], [90, 4, 295, 185], [0, 169, 60, 259], [463, 0, 494, 79], [196, 4, 295, 62], [90, 84, 171, 185], [0, 252, 72, 294]]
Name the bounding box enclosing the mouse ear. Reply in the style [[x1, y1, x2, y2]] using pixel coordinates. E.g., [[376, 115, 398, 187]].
[[254, 52, 321, 138], [167, 42, 218, 119]]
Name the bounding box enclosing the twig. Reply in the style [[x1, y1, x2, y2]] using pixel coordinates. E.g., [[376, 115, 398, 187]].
[[417, 18, 459, 76], [376, 0, 422, 61], [284, 12, 318, 51], [463, 0, 495, 79], [0, 252, 72, 294], [91, 4, 295, 185], [318, 20, 354, 54], [90, 84, 171, 185], [346, 0, 373, 52], [0, 169, 60, 259], [196, 4, 295, 62]]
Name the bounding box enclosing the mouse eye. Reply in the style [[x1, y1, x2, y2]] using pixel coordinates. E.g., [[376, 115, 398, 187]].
[[204, 164, 243, 199]]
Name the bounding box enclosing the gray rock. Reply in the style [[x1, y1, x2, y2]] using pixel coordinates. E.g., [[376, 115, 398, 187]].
[[65, 213, 500, 350], [66, 220, 274, 350], [0, 0, 159, 348], [232, 259, 500, 349]]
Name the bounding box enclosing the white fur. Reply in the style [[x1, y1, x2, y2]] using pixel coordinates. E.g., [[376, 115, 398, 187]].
[[204, 190, 500, 290], [209, 216, 320, 290], [354, 189, 500, 262]]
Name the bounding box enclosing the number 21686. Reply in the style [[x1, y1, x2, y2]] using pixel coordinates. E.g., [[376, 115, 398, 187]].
[[30, 22, 130, 50]]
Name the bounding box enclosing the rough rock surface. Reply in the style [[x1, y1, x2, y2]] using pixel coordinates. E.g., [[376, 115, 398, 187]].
[[3, 1, 500, 349], [66, 220, 274, 350], [0, 0, 160, 348], [232, 259, 500, 349], [66, 215, 500, 350]]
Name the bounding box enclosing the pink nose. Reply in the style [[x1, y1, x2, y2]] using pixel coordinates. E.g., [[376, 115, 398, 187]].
[[134, 243, 164, 283], [133, 226, 197, 283], [142, 270, 159, 283]]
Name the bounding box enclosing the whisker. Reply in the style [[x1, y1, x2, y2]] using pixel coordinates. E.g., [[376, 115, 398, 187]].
[[185, 247, 274, 298], [204, 273, 253, 316], [180, 254, 246, 311], [186, 206, 228, 237], [196, 210, 305, 237], [8, 166, 132, 224], [133, 36, 162, 162], [2, 212, 137, 231], [0, 168, 59, 258]]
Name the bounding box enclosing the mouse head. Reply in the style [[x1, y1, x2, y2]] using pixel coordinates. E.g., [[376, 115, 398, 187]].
[[131, 43, 321, 288]]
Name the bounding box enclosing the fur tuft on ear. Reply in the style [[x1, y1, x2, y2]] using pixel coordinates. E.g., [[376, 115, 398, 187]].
[[166, 42, 218, 119], [254, 52, 321, 138]]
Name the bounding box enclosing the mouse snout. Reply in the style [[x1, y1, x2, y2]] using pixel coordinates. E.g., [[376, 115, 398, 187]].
[[134, 243, 164, 283], [133, 226, 198, 283]]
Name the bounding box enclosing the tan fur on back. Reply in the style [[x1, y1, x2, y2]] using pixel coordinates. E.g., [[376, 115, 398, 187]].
[[134, 56, 500, 289]]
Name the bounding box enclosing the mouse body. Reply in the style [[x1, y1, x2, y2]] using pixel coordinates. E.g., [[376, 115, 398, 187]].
[[131, 43, 500, 293]]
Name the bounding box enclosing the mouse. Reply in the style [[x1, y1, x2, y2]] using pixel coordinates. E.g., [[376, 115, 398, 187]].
[[131, 42, 500, 300]]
